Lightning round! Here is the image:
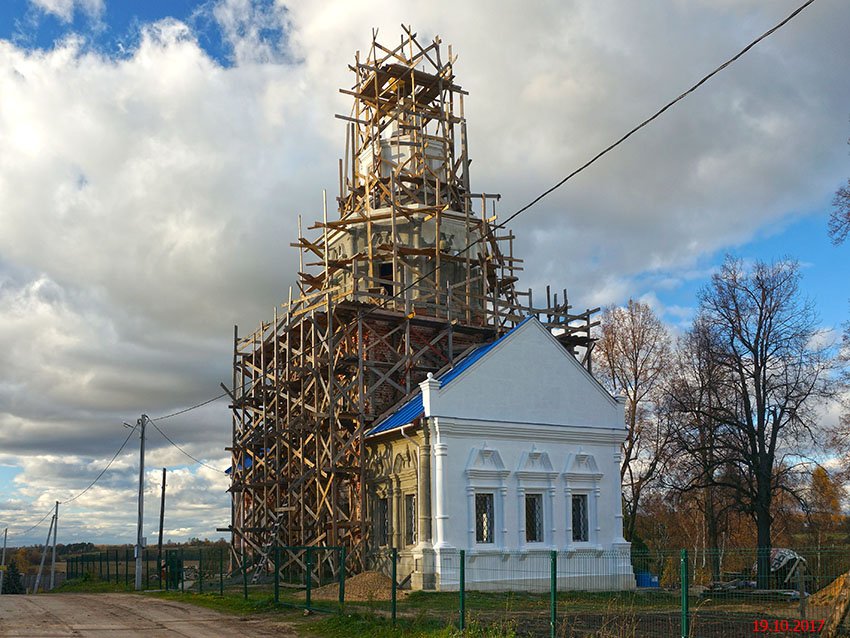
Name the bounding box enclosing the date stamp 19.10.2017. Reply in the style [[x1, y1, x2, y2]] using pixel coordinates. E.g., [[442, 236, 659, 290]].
[[753, 619, 824, 632]]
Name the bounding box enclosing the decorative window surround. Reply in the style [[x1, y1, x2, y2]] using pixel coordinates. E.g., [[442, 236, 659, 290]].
[[515, 446, 558, 549], [464, 444, 510, 550], [563, 450, 604, 551]]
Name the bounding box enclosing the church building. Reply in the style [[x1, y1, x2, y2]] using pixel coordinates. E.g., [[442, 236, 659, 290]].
[[365, 316, 633, 590], [227, 28, 633, 592]]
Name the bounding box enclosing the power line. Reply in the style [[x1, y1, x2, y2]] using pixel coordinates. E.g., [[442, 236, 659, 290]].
[[352, 0, 818, 325], [0, 3, 815, 541], [5, 508, 54, 538], [5, 426, 138, 537], [152, 392, 230, 421], [502, 0, 816, 225], [66, 0, 818, 436], [61, 425, 138, 505], [148, 417, 226, 474]]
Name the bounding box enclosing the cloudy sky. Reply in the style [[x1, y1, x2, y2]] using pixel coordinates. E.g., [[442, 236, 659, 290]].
[[0, 0, 848, 547]]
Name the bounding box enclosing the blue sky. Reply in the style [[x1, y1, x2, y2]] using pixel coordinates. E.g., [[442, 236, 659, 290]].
[[0, 0, 848, 546]]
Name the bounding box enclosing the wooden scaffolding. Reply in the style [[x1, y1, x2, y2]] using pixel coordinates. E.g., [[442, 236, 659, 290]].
[[227, 27, 599, 577]]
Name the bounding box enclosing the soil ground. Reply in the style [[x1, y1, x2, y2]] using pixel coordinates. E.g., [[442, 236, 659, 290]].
[[0, 593, 299, 637]]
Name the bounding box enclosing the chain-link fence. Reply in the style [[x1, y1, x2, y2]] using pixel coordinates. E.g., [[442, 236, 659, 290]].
[[64, 544, 850, 637]]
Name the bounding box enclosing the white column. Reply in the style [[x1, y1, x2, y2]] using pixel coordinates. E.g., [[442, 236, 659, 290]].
[[433, 442, 450, 549], [517, 486, 526, 550], [594, 485, 602, 550], [498, 485, 508, 549], [612, 452, 628, 545], [466, 485, 476, 549], [547, 486, 556, 549]]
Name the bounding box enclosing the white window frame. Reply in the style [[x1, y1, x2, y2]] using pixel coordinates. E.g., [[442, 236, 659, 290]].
[[516, 446, 558, 549], [524, 492, 544, 544], [563, 451, 603, 550], [464, 445, 509, 550], [570, 492, 590, 543], [474, 492, 496, 544]]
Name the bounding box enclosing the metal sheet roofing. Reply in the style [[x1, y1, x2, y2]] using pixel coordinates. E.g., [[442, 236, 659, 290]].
[[366, 316, 533, 437]]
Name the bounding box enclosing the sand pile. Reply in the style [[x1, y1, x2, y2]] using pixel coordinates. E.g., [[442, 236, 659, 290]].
[[297, 571, 407, 602], [809, 574, 848, 607]]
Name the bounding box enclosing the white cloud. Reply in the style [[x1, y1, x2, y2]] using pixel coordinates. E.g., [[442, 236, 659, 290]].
[[1, 0, 849, 543], [28, 0, 104, 23]]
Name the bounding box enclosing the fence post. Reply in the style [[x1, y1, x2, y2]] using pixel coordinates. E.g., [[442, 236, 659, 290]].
[[241, 546, 248, 601], [199, 548, 204, 594], [274, 545, 279, 603], [550, 550, 557, 638], [99, 552, 103, 580], [681, 549, 690, 638], [180, 546, 184, 593], [125, 548, 130, 586], [459, 549, 466, 632], [219, 547, 223, 596], [115, 551, 119, 585], [338, 546, 346, 613], [305, 548, 312, 611], [391, 548, 397, 626]]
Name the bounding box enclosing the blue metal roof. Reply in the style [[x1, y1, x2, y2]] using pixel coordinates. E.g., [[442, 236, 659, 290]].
[[367, 316, 534, 437]]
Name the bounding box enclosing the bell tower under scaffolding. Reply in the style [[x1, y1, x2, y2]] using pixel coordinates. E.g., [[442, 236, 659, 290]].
[[227, 26, 598, 577]]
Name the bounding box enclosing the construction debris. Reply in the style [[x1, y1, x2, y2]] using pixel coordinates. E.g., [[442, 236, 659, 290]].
[[296, 571, 406, 602], [810, 573, 848, 607]]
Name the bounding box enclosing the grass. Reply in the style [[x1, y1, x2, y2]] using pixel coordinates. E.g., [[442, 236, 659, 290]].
[[146, 591, 285, 615], [50, 575, 134, 594], [315, 611, 517, 638]]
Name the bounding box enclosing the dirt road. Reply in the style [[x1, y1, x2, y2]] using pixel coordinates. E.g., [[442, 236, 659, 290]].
[[0, 593, 297, 637]]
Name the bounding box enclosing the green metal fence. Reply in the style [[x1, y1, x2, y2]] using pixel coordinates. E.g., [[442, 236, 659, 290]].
[[64, 544, 850, 637]]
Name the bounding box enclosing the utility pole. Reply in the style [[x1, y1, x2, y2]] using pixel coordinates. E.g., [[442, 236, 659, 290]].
[[0, 527, 7, 595], [132, 415, 148, 591], [49, 501, 59, 590], [157, 467, 166, 586], [33, 514, 56, 594]]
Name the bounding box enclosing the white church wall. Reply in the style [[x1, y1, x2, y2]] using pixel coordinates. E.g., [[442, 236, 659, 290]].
[[420, 319, 634, 591], [429, 421, 634, 591]]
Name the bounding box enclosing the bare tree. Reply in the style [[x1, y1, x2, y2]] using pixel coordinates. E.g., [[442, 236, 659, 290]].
[[664, 316, 735, 580], [830, 180, 850, 245], [829, 132, 850, 245], [696, 256, 833, 586], [830, 317, 850, 479], [593, 299, 672, 542]]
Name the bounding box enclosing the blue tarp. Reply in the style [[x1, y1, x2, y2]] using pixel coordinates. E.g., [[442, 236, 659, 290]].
[[226, 448, 266, 474]]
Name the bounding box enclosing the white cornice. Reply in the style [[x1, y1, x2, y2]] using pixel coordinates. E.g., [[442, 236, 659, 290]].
[[465, 468, 511, 480], [433, 417, 626, 444]]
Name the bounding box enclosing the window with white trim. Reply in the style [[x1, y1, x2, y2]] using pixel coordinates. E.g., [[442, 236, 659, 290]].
[[475, 493, 494, 544], [525, 493, 543, 543], [572, 494, 589, 543]]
